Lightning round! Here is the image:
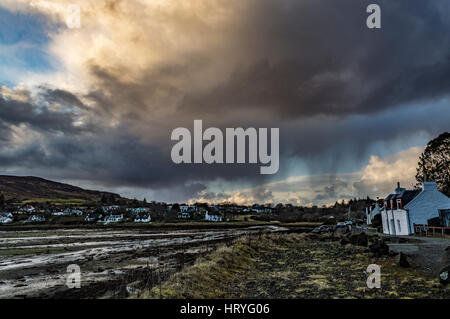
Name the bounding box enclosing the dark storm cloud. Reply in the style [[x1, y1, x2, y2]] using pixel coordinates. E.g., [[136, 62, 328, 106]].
[[178, 0, 450, 118], [0, 94, 85, 134], [39, 88, 88, 110], [1, 0, 450, 202]]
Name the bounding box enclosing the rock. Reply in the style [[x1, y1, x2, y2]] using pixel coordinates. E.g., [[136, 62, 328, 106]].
[[126, 281, 142, 296], [349, 232, 368, 247], [340, 238, 350, 246], [395, 252, 410, 268], [439, 246, 450, 285], [368, 242, 389, 257], [439, 266, 450, 285]]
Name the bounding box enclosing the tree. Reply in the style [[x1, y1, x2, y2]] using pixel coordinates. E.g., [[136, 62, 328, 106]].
[[416, 132, 450, 196]]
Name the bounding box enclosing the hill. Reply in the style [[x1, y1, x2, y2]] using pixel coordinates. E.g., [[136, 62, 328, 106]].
[[0, 175, 120, 202]]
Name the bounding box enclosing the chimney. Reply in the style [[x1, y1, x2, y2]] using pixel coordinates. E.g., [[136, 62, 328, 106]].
[[397, 181, 400, 189], [422, 182, 437, 191]]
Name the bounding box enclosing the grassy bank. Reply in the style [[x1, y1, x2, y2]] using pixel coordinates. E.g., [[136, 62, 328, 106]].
[[138, 233, 448, 299]]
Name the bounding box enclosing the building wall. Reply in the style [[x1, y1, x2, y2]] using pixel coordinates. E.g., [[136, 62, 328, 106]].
[[381, 210, 389, 234], [381, 209, 409, 235], [405, 184, 450, 233], [392, 209, 409, 235]]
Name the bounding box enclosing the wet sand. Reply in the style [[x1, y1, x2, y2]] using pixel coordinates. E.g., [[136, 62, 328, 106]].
[[0, 225, 286, 298]]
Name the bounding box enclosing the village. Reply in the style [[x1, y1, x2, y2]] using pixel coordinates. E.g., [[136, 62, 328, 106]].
[[1, 181, 450, 237], [0, 198, 275, 226]]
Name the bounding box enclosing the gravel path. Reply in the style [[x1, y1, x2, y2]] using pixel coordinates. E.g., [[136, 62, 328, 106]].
[[384, 235, 450, 273]]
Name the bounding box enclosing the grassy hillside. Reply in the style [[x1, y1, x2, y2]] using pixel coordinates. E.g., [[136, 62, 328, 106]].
[[0, 175, 120, 202]]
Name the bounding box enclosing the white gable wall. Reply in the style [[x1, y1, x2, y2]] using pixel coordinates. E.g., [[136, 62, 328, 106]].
[[381, 210, 390, 234], [405, 184, 450, 233], [392, 209, 409, 235]]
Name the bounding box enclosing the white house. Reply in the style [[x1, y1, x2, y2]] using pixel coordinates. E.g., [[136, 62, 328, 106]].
[[134, 212, 151, 223], [0, 216, 13, 224], [63, 208, 84, 216], [205, 211, 223, 222], [381, 182, 450, 235], [180, 206, 197, 213], [23, 205, 36, 213], [366, 202, 382, 225], [253, 207, 273, 214], [177, 211, 192, 219], [1, 212, 13, 218], [102, 214, 124, 224], [102, 205, 120, 213], [84, 213, 102, 223], [24, 215, 46, 223]]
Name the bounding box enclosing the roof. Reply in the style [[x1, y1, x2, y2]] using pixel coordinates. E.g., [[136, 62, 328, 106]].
[[398, 190, 421, 205], [385, 189, 420, 205]]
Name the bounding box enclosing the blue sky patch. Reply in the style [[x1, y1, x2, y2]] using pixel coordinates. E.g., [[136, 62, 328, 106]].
[[0, 8, 57, 84]]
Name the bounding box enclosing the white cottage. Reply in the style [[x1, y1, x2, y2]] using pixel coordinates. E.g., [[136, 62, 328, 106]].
[[205, 211, 223, 222], [381, 182, 450, 235], [134, 212, 151, 223], [0, 216, 13, 224], [366, 202, 382, 225], [102, 214, 124, 224]]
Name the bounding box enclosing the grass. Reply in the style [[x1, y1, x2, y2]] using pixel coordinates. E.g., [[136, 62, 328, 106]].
[[21, 198, 92, 205], [137, 233, 449, 299]]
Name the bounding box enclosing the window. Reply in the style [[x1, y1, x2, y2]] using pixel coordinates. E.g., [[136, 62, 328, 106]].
[[397, 220, 401, 233], [396, 199, 402, 209]]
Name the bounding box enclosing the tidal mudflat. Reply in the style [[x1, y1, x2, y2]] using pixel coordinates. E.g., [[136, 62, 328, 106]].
[[0, 225, 285, 298]]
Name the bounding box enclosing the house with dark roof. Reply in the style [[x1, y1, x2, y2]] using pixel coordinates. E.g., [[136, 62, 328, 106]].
[[381, 182, 450, 235]]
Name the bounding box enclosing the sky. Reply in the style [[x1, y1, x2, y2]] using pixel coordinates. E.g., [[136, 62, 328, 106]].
[[0, 0, 449, 206]]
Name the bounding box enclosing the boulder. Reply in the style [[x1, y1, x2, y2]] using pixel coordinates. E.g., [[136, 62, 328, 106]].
[[368, 242, 389, 257], [349, 232, 368, 247], [395, 252, 410, 268], [126, 280, 143, 296], [439, 246, 450, 285]]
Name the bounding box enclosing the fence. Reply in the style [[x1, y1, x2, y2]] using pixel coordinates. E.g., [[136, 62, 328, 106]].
[[414, 224, 450, 237]]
